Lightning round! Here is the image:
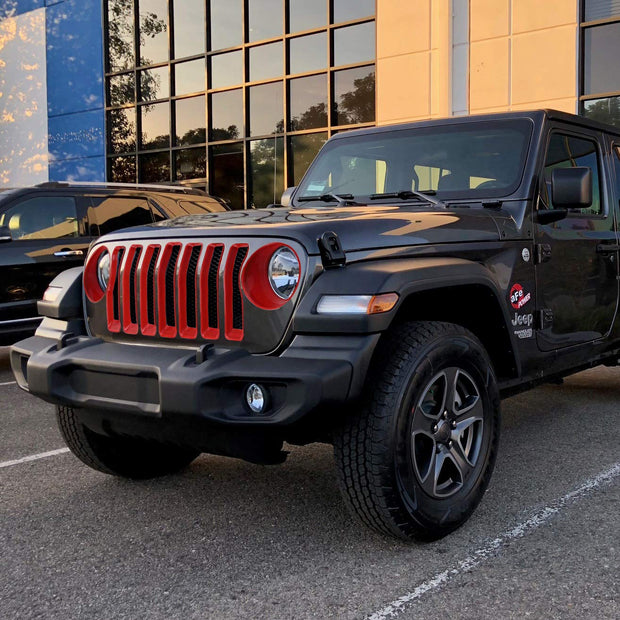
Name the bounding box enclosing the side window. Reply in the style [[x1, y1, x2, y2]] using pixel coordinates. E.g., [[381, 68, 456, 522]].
[[543, 134, 602, 215], [0, 196, 78, 240], [89, 197, 154, 235]]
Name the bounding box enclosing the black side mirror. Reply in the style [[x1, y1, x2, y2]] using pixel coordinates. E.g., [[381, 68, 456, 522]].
[[0, 224, 12, 243], [551, 167, 592, 210]]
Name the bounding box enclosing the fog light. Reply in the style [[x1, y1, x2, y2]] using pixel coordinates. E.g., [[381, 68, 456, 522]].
[[246, 383, 266, 414]]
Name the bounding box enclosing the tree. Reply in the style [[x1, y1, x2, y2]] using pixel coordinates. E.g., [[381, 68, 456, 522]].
[[335, 72, 375, 125], [583, 98, 620, 128]]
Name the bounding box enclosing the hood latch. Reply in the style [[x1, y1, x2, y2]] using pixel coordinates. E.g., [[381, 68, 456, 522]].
[[318, 231, 346, 269]]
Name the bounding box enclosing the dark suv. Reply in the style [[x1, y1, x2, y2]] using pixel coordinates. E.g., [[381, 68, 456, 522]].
[[11, 110, 620, 541], [0, 182, 226, 344]]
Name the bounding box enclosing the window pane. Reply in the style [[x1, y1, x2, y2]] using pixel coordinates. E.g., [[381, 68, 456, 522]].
[[333, 0, 375, 23], [289, 32, 327, 74], [139, 151, 171, 181], [108, 0, 135, 71], [109, 156, 137, 182], [141, 101, 170, 149], [175, 58, 205, 95], [138, 0, 169, 65], [249, 81, 283, 136], [584, 0, 620, 21], [108, 109, 136, 153], [249, 41, 283, 81], [108, 72, 135, 106], [289, 74, 327, 130], [289, 132, 327, 184], [250, 137, 284, 207], [210, 89, 243, 140], [5, 197, 78, 240], [174, 0, 205, 58], [175, 95, 206, 145], [210, 0, 243, 51], [333, 66, 375, 125], [288, 0, 326, 33], [176, 147, 206, 180], [544, 134, 602, 214], [582, 96, 620, 128], [248, 0, 283, 42], [210, 51, 243, 89], [139, 66, 169, 101], [584, 23, 620, 95], [334, 22, 375, 66], [90, 197, 153, 235], [210, 143, 245, 209]]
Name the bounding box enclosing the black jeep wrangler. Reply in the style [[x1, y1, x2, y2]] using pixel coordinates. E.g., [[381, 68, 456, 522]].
[[11, 110, 620, 541]]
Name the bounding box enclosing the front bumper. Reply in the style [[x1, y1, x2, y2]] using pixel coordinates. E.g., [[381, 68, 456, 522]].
[[11, 328, 379, 427]]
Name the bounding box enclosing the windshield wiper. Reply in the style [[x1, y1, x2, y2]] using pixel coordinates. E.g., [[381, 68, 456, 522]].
[[369, 190, 447, 208], [298, 193, 356, 205]]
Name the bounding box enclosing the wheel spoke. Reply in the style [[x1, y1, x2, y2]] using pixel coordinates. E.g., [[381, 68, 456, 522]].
[[419, 448, 444, 496], [443, 367, 459, 415], [454, 398, 484, 433], [446, 439, 474, 483]]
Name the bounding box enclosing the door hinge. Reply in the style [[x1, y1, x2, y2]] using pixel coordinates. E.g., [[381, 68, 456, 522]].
[[535, 243, 552, 264], [538, 308, 554, 330]]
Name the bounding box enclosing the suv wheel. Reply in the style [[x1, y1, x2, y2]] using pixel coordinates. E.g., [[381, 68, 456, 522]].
[[334, 321, 500, 540], [57, 406, 200, 479]]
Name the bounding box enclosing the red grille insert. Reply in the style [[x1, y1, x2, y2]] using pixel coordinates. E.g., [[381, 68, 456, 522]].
[[100, 241, 254, 342]]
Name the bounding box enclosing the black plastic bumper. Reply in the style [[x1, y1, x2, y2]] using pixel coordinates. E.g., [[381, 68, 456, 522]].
[[11, 330, 379, 427]]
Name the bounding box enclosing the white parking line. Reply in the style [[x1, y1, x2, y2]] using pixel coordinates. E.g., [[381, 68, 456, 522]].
[[367, 461, 620, 620], [0, 380, 16, 386], [0, 448, 70, 469]]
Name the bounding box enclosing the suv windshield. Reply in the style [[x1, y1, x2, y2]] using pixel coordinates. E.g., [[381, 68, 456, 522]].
[[295, 119, 533, 205]]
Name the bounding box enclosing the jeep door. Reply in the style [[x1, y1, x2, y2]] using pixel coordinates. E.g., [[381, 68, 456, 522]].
[[534, 128, 618, 352], [0, 193, 91, 329]]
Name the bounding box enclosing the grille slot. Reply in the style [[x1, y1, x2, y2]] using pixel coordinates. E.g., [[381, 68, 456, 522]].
[[209, 246, 223, 329], [128, 248, 141, 325], [232, 247, 248, 331], [186, 246, 201, 329], [146, 247, 159, 327], [112, 248, 124, 322], [165, 245, 181, 327]]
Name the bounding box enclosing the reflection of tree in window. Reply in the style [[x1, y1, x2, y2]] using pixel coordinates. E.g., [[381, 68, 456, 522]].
[[334, 71, 375, 125], [251, 138, 284, 208], [210, 126, 240, 141], [583, 97, 620, 128]]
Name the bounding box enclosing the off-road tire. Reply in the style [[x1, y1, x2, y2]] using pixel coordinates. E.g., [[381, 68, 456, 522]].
[[57, 405, 200, 479], [334, 321, 500, 541]]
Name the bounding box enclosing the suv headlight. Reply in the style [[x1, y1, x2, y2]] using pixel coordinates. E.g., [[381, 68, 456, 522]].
[[97, 251, 110, 290], [268, 247, 300, 300]]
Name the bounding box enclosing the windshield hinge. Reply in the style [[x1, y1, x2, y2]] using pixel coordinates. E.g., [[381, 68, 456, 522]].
[[318, 231, 346, 269]]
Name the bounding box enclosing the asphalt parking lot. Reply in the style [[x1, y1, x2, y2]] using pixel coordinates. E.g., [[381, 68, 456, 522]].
[[1, 346, 618, 620]]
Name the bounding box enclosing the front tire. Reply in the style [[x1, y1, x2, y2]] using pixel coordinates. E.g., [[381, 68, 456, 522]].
[[334, 321, 500, 541], [57, 405, 200, 479]]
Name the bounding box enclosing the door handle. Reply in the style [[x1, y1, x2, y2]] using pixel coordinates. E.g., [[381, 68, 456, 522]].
[[54, 250, 84, 257]]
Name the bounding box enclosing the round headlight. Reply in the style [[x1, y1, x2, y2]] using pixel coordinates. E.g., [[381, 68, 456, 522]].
[[97, 251, 110, 290], [268, 247, 299, 300]]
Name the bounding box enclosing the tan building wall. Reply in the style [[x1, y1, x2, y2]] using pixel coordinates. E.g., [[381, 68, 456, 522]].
[[376, 0, 579, 125]]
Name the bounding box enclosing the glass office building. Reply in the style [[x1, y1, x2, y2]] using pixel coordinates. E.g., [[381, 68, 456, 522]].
[[1, 1, 619, 208]]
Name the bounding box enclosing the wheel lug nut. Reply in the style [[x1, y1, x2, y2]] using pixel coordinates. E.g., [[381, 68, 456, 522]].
[[442, 411, 448, 419], [432, 425, 438, 433], [447, 440, 453, 448], [451, 420, 457, 429]]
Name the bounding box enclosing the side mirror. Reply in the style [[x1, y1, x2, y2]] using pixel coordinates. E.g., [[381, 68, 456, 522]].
[[0, 224, 12, 243], [280, 186, 297, 207], [551, 167, 592, 210]]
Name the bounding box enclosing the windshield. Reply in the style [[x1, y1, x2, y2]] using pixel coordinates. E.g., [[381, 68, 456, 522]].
[[295, 119, 533, 205]]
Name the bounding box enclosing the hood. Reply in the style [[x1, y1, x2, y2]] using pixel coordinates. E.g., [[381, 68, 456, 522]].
[[100, 204, 503, 254]]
